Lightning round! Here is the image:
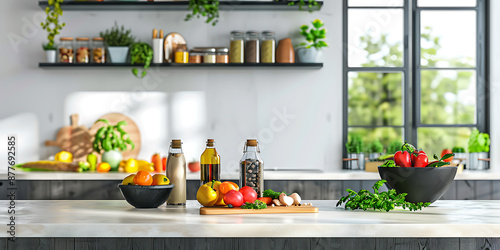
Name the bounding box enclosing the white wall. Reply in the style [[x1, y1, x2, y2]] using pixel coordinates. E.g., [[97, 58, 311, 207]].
[[0, 1, 343, 173], [489, 0, 500, 170]]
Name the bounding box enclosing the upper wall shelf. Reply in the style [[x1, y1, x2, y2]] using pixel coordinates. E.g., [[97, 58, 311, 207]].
[[38, 1, 323, 11]]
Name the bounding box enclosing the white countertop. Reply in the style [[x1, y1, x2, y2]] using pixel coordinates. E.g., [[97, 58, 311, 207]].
[[4, 169, 500, 180], [5, 200, 500, 238]]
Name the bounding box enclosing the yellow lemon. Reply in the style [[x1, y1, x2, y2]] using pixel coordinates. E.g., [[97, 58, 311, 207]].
[[151, 174, 170, 185], [122, 174, 136, 185]]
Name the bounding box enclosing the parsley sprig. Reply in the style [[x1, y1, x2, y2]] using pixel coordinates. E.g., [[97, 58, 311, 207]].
[[241, 200, 267, 210], [263, 189, 286, 199], [336, 180, 431, 212]]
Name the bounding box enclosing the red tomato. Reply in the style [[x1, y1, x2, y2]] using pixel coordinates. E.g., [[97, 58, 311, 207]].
[[441, 149, 454, 163], [224, 190, 244, 207], [239, 186, 257, 203], [394, 151, 411, 167]]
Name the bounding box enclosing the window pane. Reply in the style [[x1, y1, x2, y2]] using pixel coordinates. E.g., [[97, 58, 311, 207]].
[[349, 0, 403, 7], [348, 9, 404, 67], [420, 70, 476, 125], [417, 127, 472, 156], [348, 72, 403, 126], [421, 11, 476, 68], [349, 127, 403, 152], [418, 0, 476, 7]]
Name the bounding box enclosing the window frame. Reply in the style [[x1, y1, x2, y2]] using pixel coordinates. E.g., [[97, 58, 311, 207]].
[[342, 0, 489, 165]]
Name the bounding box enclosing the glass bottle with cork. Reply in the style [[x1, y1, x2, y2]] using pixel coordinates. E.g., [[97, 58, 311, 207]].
[[200, 139, 221, 186], [166, 139, 186, 205], [239, 139, 264, 196]]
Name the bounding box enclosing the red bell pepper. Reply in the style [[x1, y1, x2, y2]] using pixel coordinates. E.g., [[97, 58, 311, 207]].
[[413, 152, 428, 168], [394, 151, 412, 168]]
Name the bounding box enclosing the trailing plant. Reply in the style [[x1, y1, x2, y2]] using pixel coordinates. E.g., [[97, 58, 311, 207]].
[[185, 0, 220, 26], [346, 133, 364, 154], [40, 0, 65, 50], [275, 0, 319, 12], [452, 147, 465, 153], [367, 139, 384, 154], [130, 42, 153, 78], [468, 129, 490, 153], [99, 23, 136, 47], [336, 180, 431, 212], [297, 19, 328, 49], [93, 119, 135, 153], [387, 140, 402, 154]]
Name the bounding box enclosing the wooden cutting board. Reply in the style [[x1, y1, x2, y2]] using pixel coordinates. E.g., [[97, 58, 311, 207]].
[[89, 113, 141, 160], [45, 114, 93, 162], [200, 205, 318, 215]]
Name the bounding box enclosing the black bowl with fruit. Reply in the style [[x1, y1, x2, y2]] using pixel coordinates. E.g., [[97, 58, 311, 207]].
[[118, 184, 175, 208], [378, 143, 457, 204]]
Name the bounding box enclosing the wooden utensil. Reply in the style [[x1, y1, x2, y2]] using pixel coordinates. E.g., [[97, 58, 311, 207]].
[[89, 113, 141, 161], [45, 114, 93, 162], [200, 205, 318, 215]]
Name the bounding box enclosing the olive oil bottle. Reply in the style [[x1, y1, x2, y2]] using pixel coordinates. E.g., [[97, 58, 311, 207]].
[[166, 139, 186, 205], [200, 139, 220, 186]]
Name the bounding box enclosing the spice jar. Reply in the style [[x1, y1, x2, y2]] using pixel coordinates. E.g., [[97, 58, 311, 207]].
[[245, 31, 260, 63], [261, 31, 276, 63], [92, 37, 106, 63], [59, 37, 74, 63], [215, 47, 229, 63], [239, 139, 264, 196], [189, 48, 203, 63], [230, 31, 245, 63], [174, 44, 189, 63], [75, 37, 90, 63], [202, 47, 216, 64]]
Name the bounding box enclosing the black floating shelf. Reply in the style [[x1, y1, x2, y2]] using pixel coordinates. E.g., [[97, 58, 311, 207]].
[[38, 1, 323, 11], [39, 62, 323, 68]]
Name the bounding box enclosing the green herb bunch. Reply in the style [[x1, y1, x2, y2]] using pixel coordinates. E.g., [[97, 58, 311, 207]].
[[241, 200, 267, 210], [297, 19, 328, 49], [468, 129, 490, 153], [41, 0, 65, 50], [345, 133, 364, 154], [99, 23, 136, 47], [368, 139, 384, 154], [387, 140, 402, 154], [93, 119, 135, 153], [263, 189, 286, 199], [276, 0, 319, 12], [185, 0, 220, 26], [336, 180, 431, 212], [130, 42, 153, 78]]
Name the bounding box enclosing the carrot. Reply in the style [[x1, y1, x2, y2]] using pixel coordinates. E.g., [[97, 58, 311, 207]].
[[257, 197, 273, 205], [151, 153, 162, 173]]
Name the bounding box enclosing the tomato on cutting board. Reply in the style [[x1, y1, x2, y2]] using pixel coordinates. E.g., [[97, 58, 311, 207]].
[[239, 186, 257, 203], [224, 190, 244, 207]]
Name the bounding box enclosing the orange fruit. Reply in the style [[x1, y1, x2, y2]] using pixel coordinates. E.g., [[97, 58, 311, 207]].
[[133, 171, 153, 186], [97, 162, 111, 172], [219, 181, 239, 195], [151, 174, 170, 185]]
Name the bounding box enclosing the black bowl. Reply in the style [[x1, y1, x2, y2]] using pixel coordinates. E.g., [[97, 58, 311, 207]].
[[378, 167, 457, 204], [118, 184, 175, 208]]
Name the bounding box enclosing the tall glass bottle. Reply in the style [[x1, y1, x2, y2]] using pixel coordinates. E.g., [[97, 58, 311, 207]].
[[200, 139, 221, 186], [239, 139, 264, 196], [166, 139, 186, 205]]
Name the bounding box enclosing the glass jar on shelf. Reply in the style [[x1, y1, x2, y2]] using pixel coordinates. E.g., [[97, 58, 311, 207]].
[[261, 31, 276, 63], [202, 47, 216, 64], [239, 139, 264, 196], [59, 37, 74, 63], [92, 37, 106, 63], [75, 37, 90, 63], [245, 31, 260, 63], [175, 44, 189, 63], [215, 47, 229, 63], [189, 48, 204, 63], [230, 31, 245, 63]]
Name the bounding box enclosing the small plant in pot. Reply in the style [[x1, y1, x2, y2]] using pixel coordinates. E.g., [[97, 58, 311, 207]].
[[93, 119, 135, 171], [367, 139, 383, 161], [467, 129, 490, 170], [296, 19, 328, 63], [100, 23, 135, 63], [40, 0, 65, 63], [345, 133, 365, 170], [452, 146, 466, 164]]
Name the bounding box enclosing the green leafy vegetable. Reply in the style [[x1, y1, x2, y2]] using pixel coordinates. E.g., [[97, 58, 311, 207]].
[[241, 200, 267, 210], [263, 189, 286, 199], [130, 42, 153, 78], [93, 119, 135, 153], [336, 180, 431, 212], [380, 160, 396, 168], [468, 129, 490, 153], [426, 154, 453, 168]]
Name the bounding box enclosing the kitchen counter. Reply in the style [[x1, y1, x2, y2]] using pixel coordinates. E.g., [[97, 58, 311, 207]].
[[4, 200, 500, 238], [3, 169, 500, 180]]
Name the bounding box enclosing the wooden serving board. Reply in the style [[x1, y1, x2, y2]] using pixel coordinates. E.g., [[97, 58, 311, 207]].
[[200, 206, 318, 215]]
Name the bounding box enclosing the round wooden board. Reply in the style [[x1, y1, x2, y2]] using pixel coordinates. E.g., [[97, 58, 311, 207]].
[[89, 113, 141, 161]]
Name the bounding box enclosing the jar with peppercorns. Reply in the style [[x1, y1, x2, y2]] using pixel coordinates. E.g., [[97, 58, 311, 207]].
[[92, 37, 106, 63], [59, 37, 74, 63]]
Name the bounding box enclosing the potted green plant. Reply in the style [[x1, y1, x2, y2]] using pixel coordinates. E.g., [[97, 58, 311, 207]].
[[467, 129, 490, 170], [346, 133, 365, 170], [386, 140, 402, 155], [40, 0, 65, 63], [367, 139, 383, 161], [100, 23, 135, 63], [185, 0, 220, 26], [296, 19, 328, 63], [130, 42, 153, 78], [93, 119, 135, 171], [452, 146, 466, 164]]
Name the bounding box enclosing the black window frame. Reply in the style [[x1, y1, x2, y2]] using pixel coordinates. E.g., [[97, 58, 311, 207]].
[[342, 0, 489, 166]]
